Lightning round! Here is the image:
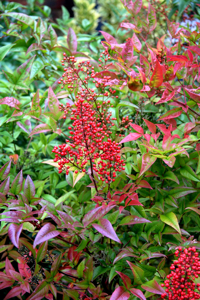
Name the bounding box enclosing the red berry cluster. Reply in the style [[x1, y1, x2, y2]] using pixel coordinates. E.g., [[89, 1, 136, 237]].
[[53, 52, 126, 184], [161, 247, 200, 300]]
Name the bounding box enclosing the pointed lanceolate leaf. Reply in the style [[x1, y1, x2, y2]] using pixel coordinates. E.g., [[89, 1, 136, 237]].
[[8, 223, 23, 248], [160, 212, 181, 235], [0, 177, 10, 195], [163, 171, 179, 184], [141, 279, 165, 295], [130, 288, 146, 300], [116, 271, 131, 289], [110, 286, 130, 300], [11, 170, 23, 194], [139, 153, 157, 177], [2, 12, 35, 28], [48, 87, 60, 115], [119, 215, 151, 226], [147, 4, 157, 32], [4, 286, 23, 300], [33, 223, 60, 248], [0, 161, 11, 181], [67, 28, 77, 53], [143, 119, 156, 134], [0, 44, 15, 61], [92, 218, 121, 243], [158, 107, 182, 121], [150, 60, 163, 87], [127, 261, 144, 285], [30, 124, 52, 136], [24, 175, 35, 200], [119, 133, 142, 144], [82, 205, 115, 227], [132, 33, 142, 52]]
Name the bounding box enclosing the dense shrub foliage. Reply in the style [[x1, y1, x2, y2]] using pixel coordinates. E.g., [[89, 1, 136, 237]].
[[0, 0, 200, 299]]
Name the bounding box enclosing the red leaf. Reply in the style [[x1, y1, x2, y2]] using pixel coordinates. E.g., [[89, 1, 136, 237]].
[[67, 28, 77, 53], [116, 271, 131, 289], [139, 153, 157, 177], [188, 45, 200, 56], [150, 60, 163, 87], [0, 97, 20, 109], [5, 257, 15, 276], [143, 119, 156, 134], [8, 223, 23, 248], [119, 133, 142, 144], [120, 22, 137, 30], [18, 257, 32, 279], [130, 123, 144, 134], [130, 288, 146, 300], [110, 286, 130, 300], [92, 219, 121, 243], [4, 286, 24, 300], [33, 223, 60, 248], [167, 55, 188, 64]]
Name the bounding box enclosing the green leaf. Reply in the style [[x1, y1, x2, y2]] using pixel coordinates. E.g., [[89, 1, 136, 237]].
[[93, 266, 110, 281], [77, 259, 85, 278], [180, 165, 200, 182], [2, 12, 36, 28], [0, 43, 15, 61], [30, 60, 44, 79], [163, 171, 179, 184], [127, 261, 145, 285], [55, 190, 74, 207], [160, 212, 181, 235]]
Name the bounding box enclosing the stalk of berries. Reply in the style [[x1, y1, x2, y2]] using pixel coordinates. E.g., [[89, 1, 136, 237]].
[[161, 247, 200, 300], [52, 51, 128, 190]]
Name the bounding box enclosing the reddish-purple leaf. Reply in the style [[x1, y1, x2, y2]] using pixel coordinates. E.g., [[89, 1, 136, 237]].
[[119, 215, 151, 226], [120, 22, 137, 30], [116, 271, 131, 289], [0, 161, 11, 181], [141, 279, 165, 295], [150, 60, 163, 87], [17, 121, 30, 134], [140, 55, 150, 76], [92, 218, 121, 243], [67, 28, 77, 53], [26, 281, 49, 300], [4, 286, 24, 300], [26, 43, 44, 55], [119, 133, 142, 144], [122, 38, 134, 62], [0, 177, 10, 195], [8, 223, 23, 248], [132, 0, 143, 14], [11, 170, 23, 195], [30, 124, 52, 136], [130, 288, 146, 300], [110, 286, 130, 300], [24, 175, 35, 200], [0, 97, 20, 109], [100, 31, 117, 44], [5, 257, 15, 276], [137, 179, 153, 189], [132, 33, 142, 52], [33, 223, 60, 248], [82, 205, 115, 227], [139, 153, 157, 177]]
